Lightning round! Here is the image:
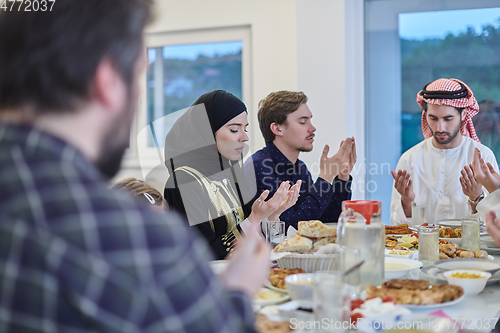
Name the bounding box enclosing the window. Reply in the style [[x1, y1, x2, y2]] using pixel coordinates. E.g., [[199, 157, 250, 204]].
[[146, 41, 243, 148], [365, 0, 500, 221], [123, 26, 251, 181]]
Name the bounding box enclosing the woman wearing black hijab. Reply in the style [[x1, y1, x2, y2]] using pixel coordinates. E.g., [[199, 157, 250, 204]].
[[164, 90, 298, 260]]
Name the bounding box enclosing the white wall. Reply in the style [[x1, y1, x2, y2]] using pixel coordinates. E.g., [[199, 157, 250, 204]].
[[296, 0, 365, 200]]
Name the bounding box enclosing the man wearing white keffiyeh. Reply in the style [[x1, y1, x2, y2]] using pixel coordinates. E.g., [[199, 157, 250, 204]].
[[390, 78, 499, 225]]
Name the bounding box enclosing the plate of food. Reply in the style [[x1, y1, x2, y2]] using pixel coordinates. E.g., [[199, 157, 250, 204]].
[[365, 279, 464, 310], [401, 293, 465, 310], [385, 248, 416, 259], [385, 223, 413, 236], [253, 288, 290, 306], [265, 268, 307, 293], [438, 242, 490, 260]]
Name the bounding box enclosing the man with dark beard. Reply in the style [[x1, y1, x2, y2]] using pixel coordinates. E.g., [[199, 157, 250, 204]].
[[390, 78, 498, 225], [247, 91, 356, 229], [0, 1, 270, 332]]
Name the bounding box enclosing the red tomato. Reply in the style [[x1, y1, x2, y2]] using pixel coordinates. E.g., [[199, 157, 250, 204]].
[[351, 299, 364, 311], [382, 296, 394, 303], [351, 313, 363, 325]]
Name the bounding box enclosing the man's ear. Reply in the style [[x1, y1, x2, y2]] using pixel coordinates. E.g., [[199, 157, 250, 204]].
[[270, 122, 283, 137], [92, 58, 125, 113]]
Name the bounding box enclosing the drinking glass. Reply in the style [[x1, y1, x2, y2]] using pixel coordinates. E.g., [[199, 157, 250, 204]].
[[313, 272, 350, 333], [266, 221, 285, 248], [418, 224, 439, 264], [462, 217, 480, 251], [339, 246, 361, 298], [411, 203, 426, 227]]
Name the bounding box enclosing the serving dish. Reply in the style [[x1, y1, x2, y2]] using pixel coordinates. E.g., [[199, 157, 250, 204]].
[[433, 258, 500, 274], [400, 293, 465, 310], [442, 270, 491, 296], [385, 257, 423, 279], [420, 265, 500, 285], [285, 273, 315, 301]]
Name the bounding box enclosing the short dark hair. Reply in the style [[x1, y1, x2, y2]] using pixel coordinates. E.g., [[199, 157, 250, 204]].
[[422, 101, 464, 115], [257, 91, 308, 143], [0, 0, 151, 116]]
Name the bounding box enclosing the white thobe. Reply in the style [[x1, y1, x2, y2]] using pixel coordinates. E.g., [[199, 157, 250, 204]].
[[390, 136, 499, 225]]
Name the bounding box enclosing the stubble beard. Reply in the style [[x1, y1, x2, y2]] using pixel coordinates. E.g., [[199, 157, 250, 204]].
[[96, 90, 136, 179], [431, 123, 461, 145]]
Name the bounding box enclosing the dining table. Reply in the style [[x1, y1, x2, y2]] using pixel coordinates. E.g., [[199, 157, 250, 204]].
[[258, 251, 500, 333]]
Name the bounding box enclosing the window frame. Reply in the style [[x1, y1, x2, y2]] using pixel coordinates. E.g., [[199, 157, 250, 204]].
[[122, 25, 252, 174]]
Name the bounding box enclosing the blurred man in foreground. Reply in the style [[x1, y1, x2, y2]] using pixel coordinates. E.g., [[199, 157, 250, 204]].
[[390, 78, 498, 225], [0, 1, 268, 331]]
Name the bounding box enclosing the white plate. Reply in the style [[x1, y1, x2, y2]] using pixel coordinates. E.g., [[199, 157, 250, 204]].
[[481, 235, 499, 248], [264, 279, 289, 293], [438, 219, 484, 228], [440, 237, 462, 245], [400, 293, 465, 310], [253, 288, 290, 306], [420, 265, 500, 285], [481, 244, 500, 254], [437, 219, 463, 228]]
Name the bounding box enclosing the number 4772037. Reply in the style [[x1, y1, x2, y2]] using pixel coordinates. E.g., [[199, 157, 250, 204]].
[[1, 0, 56, 12]]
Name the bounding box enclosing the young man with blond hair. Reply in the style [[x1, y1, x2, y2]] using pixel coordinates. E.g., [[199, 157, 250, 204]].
[[248, 91, 356, 228]]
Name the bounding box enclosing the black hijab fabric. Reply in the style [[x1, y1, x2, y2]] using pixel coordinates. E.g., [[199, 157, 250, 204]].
[[196, 90, 248, 135]]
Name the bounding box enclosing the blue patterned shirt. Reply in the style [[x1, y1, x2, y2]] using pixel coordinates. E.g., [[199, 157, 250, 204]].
[[0, 124, 256, 333]]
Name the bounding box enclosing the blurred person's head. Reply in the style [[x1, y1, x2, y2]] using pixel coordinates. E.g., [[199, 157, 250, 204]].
[[113, 178, 167, 213], [258, 91, 315, 152], [0, 0, 152, 178]]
